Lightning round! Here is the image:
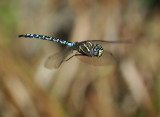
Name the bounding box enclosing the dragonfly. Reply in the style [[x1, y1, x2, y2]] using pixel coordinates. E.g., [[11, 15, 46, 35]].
[[18, 34, 130, 68]]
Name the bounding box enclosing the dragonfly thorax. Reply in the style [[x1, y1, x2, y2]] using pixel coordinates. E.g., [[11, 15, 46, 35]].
[[92, 44, 104, 57], [76, 41, 104, 57]]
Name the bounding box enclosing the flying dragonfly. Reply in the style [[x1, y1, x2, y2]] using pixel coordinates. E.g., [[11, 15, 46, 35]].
[[18, 34, 130, 68]]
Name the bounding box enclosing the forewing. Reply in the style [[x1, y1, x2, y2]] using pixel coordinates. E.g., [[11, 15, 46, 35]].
[[90, 40, 131, 50], [91, 40, 131, 58], [90, 40, 131, 44]]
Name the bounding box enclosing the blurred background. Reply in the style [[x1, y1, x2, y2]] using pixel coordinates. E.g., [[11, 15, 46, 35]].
[[0, 0, 160, 117]]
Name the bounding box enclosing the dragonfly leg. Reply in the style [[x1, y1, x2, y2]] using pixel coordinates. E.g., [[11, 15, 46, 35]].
[[71, 49, 74, 53], [105, 51, 118, 62], [65, 53, 83, 61]]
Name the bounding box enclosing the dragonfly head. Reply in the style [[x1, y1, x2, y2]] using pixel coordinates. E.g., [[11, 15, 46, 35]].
[[92, 44, 104, 57]]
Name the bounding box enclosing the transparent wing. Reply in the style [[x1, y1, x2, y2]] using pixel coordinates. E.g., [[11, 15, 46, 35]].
[[76, 40, 131, 66], [44, 47, 73, 69], [90, 40, 131, 49], [76, 51, 118, 66], [90, 40, 131, 43], [91, 40, 131, 58]]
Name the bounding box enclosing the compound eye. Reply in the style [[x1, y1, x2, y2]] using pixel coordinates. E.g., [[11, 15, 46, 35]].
[[92, 44, 103, 56], [98, 49, 103, 57]]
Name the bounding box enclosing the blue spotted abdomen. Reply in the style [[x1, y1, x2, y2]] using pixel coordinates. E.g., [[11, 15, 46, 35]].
[[18, 34, 74, 46]]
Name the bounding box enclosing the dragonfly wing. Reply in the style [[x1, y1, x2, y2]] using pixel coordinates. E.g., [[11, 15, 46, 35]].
[[91, 40, 131, 58], [44, 47, 73, 69], [76, 51, 117, 66], [90, 40, 130, 49], [90, 40, 131, 44]]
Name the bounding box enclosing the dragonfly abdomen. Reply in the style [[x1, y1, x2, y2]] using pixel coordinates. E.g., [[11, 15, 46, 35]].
[[18, 34, 69, 45]]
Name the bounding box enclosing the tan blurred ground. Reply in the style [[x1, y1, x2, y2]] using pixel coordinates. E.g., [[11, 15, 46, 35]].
[[0, 0, 160, 117]]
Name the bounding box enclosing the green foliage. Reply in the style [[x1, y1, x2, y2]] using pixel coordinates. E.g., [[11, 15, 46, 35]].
[[0, 1, 18, 36]]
